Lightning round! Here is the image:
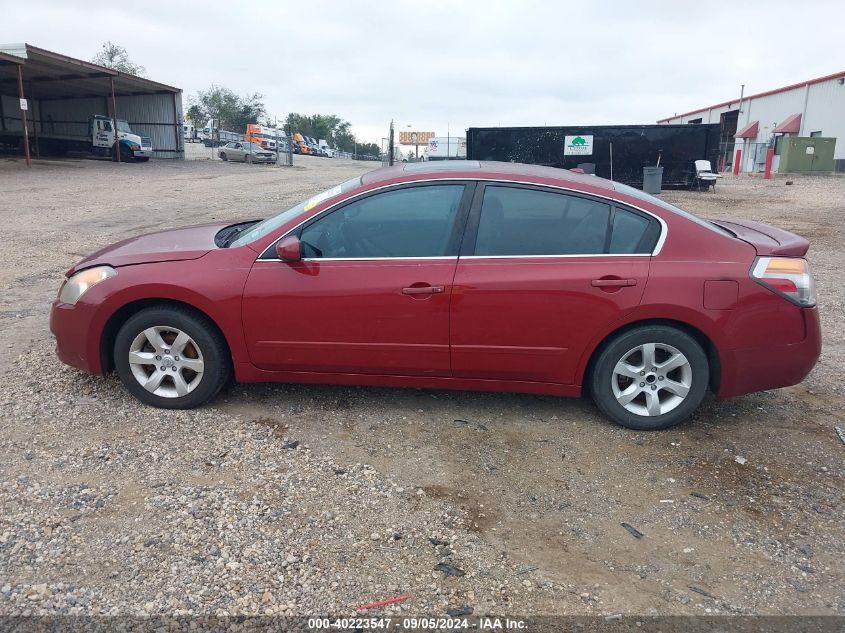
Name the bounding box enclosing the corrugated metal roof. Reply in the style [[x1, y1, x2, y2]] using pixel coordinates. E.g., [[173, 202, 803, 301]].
[[773, 113, 802, 134], [0, 43, 180, 99], [735, 120, 759, 139], [657, 69, 845, 123]]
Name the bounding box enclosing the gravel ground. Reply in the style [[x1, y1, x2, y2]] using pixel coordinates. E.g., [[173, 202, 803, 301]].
[[0, 156, 843, 618]]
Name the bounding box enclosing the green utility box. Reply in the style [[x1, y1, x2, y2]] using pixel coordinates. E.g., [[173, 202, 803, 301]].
[[778, 137, 836, 173]]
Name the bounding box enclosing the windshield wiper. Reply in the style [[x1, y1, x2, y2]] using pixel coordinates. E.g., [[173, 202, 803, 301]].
[[217, 220, 261, 248]]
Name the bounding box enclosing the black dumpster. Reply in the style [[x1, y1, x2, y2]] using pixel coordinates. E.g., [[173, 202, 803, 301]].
[[466, 124, 720, 189]]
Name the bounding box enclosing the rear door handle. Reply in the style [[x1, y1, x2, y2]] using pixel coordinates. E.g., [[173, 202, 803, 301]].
[[402, 285, 445, 295], [591, 278, 637, 287]]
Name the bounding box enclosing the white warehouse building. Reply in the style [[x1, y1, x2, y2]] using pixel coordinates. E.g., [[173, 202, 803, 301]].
[[658, 70, 845, 173]]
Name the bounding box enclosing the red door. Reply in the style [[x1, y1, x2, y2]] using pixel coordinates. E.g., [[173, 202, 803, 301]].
[[449, 184, 655, 385], [241, 183, 470, 375]]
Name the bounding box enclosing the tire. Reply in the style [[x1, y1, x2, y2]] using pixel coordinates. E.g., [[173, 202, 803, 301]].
[[220, 152, 228, 161], [135, 157, 150, 162], [114, 306, 231, 409], [119, 144, 134, 163], [589, 325, 709, 430]]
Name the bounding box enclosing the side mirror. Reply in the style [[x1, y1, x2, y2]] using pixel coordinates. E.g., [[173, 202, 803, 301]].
[[275, 235, 302, 262]]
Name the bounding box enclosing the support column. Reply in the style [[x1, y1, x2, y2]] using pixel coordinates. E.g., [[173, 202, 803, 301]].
[[16, 63, 31, 167], [29, 81, 40, 159], [171, 92, 181, 159], [110, 76, 120, 163]]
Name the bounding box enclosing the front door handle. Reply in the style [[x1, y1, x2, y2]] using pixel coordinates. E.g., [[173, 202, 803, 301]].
[[402, 285, 445, 295], [591, 278, 637, 287]]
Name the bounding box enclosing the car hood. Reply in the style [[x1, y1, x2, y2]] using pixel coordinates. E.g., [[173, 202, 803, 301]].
[[710, 218, 810, 257], [67, 221, 230, 276]]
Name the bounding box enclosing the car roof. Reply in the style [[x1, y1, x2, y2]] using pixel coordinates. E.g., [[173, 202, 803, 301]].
[[360, 160, 617, 192]]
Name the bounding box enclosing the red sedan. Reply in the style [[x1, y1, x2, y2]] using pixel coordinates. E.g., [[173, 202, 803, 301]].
[[50, 161, 820, 430]]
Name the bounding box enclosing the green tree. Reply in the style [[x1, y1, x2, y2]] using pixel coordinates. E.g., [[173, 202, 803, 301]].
[[91, 41, 146, 76], [188, 85, 266, 133], [357, 142, 381, 157], [285, 112, 379, 155], [185, 105, 204, 125]]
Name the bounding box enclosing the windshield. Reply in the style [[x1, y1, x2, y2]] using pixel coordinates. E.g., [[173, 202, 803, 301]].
[[117, 120, 132, 133], [612, 182, 732, 237], [229, 176, 362, 247]]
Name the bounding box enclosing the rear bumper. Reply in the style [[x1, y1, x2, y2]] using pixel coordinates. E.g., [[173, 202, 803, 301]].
[[717, 306, 821, 398]]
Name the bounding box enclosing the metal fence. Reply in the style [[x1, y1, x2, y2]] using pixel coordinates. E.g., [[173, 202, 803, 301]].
[[184, 134, 293, 166]]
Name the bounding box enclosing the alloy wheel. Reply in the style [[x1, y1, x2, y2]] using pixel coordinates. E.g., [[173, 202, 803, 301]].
[[611, 342, 692, 417], [127, 326, 204, 398]]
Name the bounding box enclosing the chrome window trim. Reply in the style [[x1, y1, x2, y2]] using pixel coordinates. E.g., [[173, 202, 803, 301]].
[[259, 256, 459, 263], [257, 177, 668, 261], [459, 253, 652, 260]]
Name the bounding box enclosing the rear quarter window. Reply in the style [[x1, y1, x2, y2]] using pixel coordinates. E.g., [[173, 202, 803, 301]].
[[609, 208, 658, 254]]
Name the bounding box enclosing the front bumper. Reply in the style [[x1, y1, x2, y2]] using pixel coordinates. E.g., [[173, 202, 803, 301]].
[[50, 299, 103, 375], [717, 306, 821, 398], [133, 148, 153, 158]]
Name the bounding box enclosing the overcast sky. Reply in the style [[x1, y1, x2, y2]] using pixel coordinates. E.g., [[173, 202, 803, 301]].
[[3, 0, 843, 144]]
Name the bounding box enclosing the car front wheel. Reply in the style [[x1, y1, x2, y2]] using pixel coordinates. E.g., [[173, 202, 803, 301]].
[[590, 325, 709, 430], [114, 306, 231, 409]]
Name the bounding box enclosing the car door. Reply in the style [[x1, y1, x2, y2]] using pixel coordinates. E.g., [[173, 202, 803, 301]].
[[241, 182, 474, 376], [450, 183, 658, 385]]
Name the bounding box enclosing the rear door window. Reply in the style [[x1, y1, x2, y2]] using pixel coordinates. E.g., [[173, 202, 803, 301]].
[[473, 186, 611, 256]]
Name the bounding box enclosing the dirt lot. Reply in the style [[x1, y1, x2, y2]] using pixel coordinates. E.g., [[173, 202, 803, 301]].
[[0, 155, 843, 617]]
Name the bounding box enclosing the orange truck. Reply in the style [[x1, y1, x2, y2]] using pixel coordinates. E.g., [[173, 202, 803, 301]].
[[246, 124, 279, 151], [292, 132, 310, 154]]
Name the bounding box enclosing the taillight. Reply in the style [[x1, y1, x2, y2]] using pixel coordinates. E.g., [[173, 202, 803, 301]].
[[751, 257, 816, 307]]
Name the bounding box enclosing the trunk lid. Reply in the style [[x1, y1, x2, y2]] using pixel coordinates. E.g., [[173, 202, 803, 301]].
[[711, 218, 810, 257]]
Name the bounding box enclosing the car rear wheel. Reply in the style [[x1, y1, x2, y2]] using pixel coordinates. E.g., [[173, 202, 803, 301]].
[[114, 306, 231, 409], [590, 325, 709, 430]]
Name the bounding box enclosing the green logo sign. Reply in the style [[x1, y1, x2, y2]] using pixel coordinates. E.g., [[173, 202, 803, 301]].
[[564, 135, 593, 156]]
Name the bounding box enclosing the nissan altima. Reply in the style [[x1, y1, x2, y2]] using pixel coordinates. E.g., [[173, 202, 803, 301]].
[[50, 161, 820, 430]]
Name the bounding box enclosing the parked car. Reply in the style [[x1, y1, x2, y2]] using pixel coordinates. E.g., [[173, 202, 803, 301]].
[[50, 161, 820, 430], [218, 141, 276, 164]]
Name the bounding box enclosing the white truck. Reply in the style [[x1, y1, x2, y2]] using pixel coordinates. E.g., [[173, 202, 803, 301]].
[[426, 136, 467, 161], [0, 114, 152, 162], [318, 139, 333, 157], [183, 123, 199, 143]]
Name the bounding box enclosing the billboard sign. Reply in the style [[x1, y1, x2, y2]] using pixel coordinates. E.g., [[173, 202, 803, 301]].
[[399, 131, 435, 145]]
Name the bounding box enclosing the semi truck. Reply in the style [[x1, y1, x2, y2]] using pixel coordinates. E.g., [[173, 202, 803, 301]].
[[246, 123, 279, 151], [0, 114, 153, 162], [198, 120, 245, 147], [183, 123, 199, 143]]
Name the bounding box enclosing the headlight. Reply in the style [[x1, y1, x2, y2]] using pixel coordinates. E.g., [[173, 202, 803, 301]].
[[58, 266, 117, 305]]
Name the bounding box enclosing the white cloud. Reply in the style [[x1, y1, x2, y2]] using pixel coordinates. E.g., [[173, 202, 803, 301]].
[[3, 0, 843, 142]]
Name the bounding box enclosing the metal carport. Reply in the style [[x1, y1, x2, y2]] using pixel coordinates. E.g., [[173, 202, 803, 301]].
[[0, 43, 183, 165]]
